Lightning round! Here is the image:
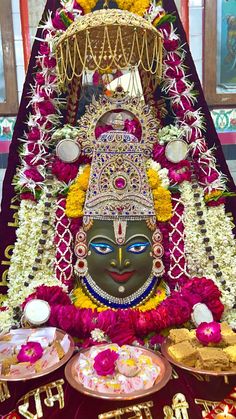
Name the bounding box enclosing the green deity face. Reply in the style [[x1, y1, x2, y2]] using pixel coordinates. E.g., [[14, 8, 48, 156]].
[[86, 220, 153, 298]]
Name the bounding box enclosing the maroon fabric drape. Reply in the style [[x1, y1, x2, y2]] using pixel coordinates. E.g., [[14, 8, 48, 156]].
[[1, 366, 236, 418]]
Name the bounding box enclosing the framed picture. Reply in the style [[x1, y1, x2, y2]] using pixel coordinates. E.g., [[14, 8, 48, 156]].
[[0, 0, 18, 114], [204, 0, 236, 106]]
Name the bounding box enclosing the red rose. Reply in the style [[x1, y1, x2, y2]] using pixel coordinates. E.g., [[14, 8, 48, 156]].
[[93, 349, 119, 376], [24, 168, 44, 182], [164, 38, 179, 52]]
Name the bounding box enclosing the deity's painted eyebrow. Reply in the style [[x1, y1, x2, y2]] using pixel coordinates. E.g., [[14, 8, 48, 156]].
[[125, 235, 152, 245], [88, 235, 117, 246]]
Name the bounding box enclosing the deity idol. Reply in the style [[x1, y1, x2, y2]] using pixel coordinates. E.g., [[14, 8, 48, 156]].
[[0, 1, 235, 349]]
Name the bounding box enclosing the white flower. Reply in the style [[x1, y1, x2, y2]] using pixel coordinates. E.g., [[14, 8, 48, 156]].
[[91, 328, 109, 343]]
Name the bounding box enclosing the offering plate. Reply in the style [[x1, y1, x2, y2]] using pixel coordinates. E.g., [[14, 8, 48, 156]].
[[161, 339, 236, 379], [0, 328, 75, 381], [65, 346, 172, 400]]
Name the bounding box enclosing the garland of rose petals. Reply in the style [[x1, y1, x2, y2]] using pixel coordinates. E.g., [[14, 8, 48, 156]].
[[23, 277, 224, 347], [148, 4, 226, 193]]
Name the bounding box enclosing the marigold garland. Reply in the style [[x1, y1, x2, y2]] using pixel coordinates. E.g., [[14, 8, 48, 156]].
[[65, 165, 91, 218], [73, 282, 167, 312], [75, 0, 97, 14], [147, 168, 172, 221], [116, 0, 150, 16]]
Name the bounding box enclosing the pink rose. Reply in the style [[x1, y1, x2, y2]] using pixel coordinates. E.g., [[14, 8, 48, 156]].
[[24, 168, 44, 182], [165, 67, 184, 80], [158, 22, 172, 36], [196, 321, 221, 346], [27, 128, 41, 142], [95, 124, 113, 139], [39, 43, 50, 56], [153, 143, 165, 162], [35, 72, 45, 86], [20, 192, 36, 201], [164, 38, 179, 52], [124, 119, 142, 140], [17, 342, 43, 363], [51, 157, 78, 183], [43, 56, 56, 68], [24, 154, 45, 166], [36, 100, 56, 116], [164, 52, 182, 67], [207, 197, 225, 207], [93, 349, 119, 376], [169, 80, 188, 95]]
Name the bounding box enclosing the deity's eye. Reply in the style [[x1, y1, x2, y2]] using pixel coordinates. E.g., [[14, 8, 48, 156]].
[[90, 243, 114, 255], [127, 242, 150, 254]]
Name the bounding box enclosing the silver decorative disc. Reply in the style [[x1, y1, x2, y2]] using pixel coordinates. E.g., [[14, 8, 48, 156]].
[[165, 139, 188, 163], [56, 139, 81, 163], [191, 303, 213, 327], [118, 286, 125, 293]]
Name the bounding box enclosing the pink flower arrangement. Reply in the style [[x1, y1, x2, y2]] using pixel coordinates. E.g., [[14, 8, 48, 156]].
[[24, 168, 44, 183], [51, 157, 78, 183], [23, 277, 223, 347], [17, 342, 43, 363], [94, 349, 119, 376], [169, 160, 191, 184], [196, 321, 222, 346]]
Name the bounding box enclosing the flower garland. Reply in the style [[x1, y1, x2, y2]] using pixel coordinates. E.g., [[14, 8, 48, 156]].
[[73, 281, 167, 312], [180, 181, 236, 326], [23, 277, 224, 347], [116, 0, 150, 16], [65, 165, 91, 218], [146, 166, 172, 222], [149, 4, 226, 192], [54, 197, 74, 289], [0, 196, 66, 331]]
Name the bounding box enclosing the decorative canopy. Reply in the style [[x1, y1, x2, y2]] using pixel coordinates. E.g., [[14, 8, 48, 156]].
[[55, 8, 163, 85]]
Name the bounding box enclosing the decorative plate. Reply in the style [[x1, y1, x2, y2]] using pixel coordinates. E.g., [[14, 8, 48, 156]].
[[0, 329, 75, 381], [161, 339, 236, 377], [65, 347, 172, 400]]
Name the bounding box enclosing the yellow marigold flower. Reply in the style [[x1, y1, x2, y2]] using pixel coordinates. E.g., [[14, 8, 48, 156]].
[[73, 282, 166, 313], [76, 0, 97, 14], [147, 168, 161, 189], [153, 187, 172, 222], [204, 190, 222, 201], [65, 166, 91, 218]]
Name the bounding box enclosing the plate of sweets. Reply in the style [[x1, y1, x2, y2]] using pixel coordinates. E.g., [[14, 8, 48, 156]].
[[65, 343, 172, 400], [0, 327, 75, 381], [161, 321, 236, 377]]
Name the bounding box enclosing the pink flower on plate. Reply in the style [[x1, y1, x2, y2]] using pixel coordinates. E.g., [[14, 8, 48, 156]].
[[196, 321, 221, 345], [17, 342, 43, 363], [93, 349, 119, 376]]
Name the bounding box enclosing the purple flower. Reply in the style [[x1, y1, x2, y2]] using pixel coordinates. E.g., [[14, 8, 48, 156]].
[[93, 349, 119, 376]]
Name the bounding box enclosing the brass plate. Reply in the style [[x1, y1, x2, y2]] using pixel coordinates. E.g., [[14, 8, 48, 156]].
[[0, 329, 75, 382], [161, 339, 236, 377], [65, 346, 172, 400]]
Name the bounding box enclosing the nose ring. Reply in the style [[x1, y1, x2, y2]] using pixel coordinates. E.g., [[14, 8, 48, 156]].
[[110, 260, 117, 267], [124, 260, 130, 267]]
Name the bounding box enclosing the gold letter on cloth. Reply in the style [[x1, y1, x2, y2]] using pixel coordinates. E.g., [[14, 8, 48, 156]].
[[0, 381, 10, 402], [98, 401, 154, 418], [18, 379, 64, 418], [163, 393, 189, 419]]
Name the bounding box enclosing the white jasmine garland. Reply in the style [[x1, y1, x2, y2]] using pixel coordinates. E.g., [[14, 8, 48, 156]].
[[180, 181, 236, 326], [157, 124, 186, 144], [1, 195, 66, 331]]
